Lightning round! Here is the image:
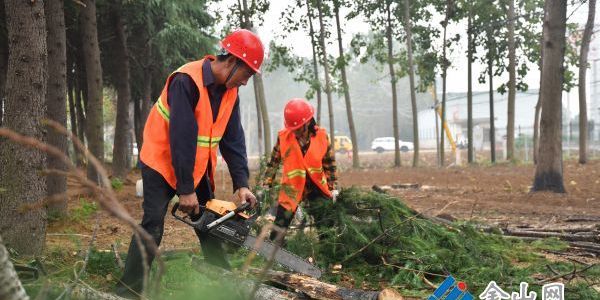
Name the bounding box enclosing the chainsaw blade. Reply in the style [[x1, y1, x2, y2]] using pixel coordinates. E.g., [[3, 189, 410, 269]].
[[242, 235, 322, 278]]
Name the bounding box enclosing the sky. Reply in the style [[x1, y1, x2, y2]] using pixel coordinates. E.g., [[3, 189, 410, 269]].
[[210, 0, 600, 117]]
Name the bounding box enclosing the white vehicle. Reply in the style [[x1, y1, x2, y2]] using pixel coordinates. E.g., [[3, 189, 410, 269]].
[[371, 137, 414, 153]]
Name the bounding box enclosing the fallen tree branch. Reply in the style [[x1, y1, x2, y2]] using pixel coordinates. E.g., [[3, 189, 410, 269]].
[[502, 229, 600, 242], [537, 263, 597, 284]]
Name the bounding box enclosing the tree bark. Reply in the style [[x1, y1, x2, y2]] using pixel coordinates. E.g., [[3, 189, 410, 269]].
[[316, 0, 336, 161], [255, 74, 271, 154], [386, 0, 401, 167], [487, 30, 496, 163], [334, 3, 360, 168], [532, 0, 567, 193], [578, 0, 596, 164], [0, 3, 6, 128], [0, 235, 29, 300], [79, 0, 105, 183], [533, 11, 546, 165], [467, 9, 474, 164], [111, 0, 132, 179], [0, 0, 48, 255], [45, 0, 68, 217], [67, 71, 81, 165], [507, 0, 516, 161], [306, 0, 323, 124], [404, 0, 419, 167]]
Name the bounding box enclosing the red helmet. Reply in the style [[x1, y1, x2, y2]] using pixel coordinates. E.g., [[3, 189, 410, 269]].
[[284, 98, 315, 130], [220, 29, 265, 73]]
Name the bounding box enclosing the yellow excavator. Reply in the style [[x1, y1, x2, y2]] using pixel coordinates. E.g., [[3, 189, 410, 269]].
[[430, 84, 457, 154]]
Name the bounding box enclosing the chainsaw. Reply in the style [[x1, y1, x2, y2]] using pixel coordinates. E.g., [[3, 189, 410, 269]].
[[170, 198, 322, 278]]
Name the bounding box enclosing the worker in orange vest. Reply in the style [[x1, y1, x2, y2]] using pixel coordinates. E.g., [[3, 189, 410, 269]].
[[262, 98, 339, 241], [116, 29, 263, 298]]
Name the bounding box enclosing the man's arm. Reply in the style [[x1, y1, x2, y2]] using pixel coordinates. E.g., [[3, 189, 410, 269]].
[[322, 136, 338, 191], [262, 137, 282, 188], [168, 73, 199, 195], [219, 97, 249, 192]]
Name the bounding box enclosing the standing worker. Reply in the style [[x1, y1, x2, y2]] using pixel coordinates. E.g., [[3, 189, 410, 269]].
[[262, 98, 339, 241], [116, 29, 263, 298]]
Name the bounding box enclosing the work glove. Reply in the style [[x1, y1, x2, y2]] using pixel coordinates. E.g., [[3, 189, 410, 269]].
[[331, 189, 340, 203]]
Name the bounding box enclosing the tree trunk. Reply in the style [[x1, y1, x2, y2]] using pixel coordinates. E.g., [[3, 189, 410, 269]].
[[334, 3, 360, 168], [507, 0, 516, 161], [306, 0, 323, 125], [79, 0, 105, 183], [75, 73, 87, 150], [532, 0, 567, 193], [386, 0, 401, 167], [0, 235, 29, 300], [111, 0, 132, 179], [254, 87, 264, 156], [578, 0, 596, 164], [487, 30, 496, 163], [68, 72, 81, 165], [467, 9, 474, 164], [440, 23, 448, 166], [404, 0, 419, 167], [255, 74, 271, 154], [316, 0, 336, 161], [45, 0, 68, 217], [0, 0, 47, 255], [533, 5, 547, 165]]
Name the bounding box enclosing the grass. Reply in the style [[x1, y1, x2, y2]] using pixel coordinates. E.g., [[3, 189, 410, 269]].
[[16, 187, 600, 299]]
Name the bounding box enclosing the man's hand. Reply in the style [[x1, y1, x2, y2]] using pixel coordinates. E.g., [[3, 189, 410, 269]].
[[178, 193, 200, 215], [234, 187, 257, 208]]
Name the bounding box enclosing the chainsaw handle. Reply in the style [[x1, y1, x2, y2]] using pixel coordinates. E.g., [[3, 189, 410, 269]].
[[170, 203, 204, 227]]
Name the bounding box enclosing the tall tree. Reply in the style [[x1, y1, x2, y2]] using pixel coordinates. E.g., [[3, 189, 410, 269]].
[[110, 0, 132, 179], [487, 28, 496, 163], [0, 234, 28, 300], [578, 0, 596, 164], [439, 0, 452, 167], [467, 3, 473, 164], [45, 0, 68, 216], [316, 0, 336, 160], [385, 0, 401, 167], [306, 0, 324, 123], [0, 0, 48, 255], [532, 0, 566, 193], [79, 0, 105, 183], [506, 0, 516, 161], [333, 0, 359, 168], [403, 0, 419, 167]]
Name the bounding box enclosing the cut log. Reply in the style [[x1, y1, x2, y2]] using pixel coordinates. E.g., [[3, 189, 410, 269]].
[[564, 215, 600, 222], [249, 269, 403, 300], [72, 284, 128, 300], [191, 257, 303, 300]]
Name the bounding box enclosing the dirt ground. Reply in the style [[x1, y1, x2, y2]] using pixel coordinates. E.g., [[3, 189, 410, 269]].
[[48, 152, 600, 254]]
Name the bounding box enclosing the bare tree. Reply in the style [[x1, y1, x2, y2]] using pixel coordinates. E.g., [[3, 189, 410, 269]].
[[0, 0, 48, 255], [486, 29, 496, 163], [532, 0, 567, 193], [467, 5, 474, 163], [403, 0, 419, 167], [79, 0, 105, 183], [578, 0, 596, 164]]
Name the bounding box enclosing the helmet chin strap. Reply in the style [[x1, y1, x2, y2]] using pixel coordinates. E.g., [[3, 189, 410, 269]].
[[224, 59, 243, 86]]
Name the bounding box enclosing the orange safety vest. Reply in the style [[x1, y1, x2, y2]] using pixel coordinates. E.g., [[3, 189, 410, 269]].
[[140, 56, 238, 191], [278, 128, 332, 212]]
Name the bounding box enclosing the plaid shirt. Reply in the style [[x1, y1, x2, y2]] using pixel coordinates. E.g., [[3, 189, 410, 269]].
[[262, 133, 337, 198]]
